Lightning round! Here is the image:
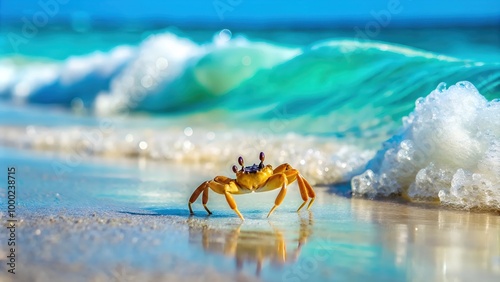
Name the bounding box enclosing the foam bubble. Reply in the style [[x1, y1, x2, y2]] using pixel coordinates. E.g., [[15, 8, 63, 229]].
[[352, 81, 500, 211], [218, 29, 232, 42]]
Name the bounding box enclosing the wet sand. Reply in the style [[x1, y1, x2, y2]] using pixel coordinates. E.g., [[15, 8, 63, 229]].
[[1, 148, 499, 281]]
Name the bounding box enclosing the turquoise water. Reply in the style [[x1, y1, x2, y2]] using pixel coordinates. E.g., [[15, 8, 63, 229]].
[[1, 27, 499, 141], [2, 26, 500, 61], [0, 25, 499, 201]]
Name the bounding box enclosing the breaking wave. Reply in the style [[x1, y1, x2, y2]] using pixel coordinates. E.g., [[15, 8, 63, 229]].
[[0, 31, 498, 140]]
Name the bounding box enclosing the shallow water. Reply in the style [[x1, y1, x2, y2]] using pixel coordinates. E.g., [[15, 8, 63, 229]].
[[1, 148, 499, 282]]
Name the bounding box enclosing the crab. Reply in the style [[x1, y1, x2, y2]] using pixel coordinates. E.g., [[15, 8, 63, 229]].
[[188, 152, 315, 220]]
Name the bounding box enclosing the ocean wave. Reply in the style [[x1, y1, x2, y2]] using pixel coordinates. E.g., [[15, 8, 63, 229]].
[[1, 31, 499, 140], [0, 47, 133, 106], [352, 82, 500, 211], [94, 32, 300, 114]]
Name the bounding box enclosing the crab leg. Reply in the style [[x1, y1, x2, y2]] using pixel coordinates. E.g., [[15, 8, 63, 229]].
[[188, 181, 209, 215], [273, 163, 300, 184], [214, 175, 233, 184], [273, 163, 292, 174], [267, 174, 291, 217], [272, 163, 316, 212], [202, 186, 212, 215], [224, 191, 245, 220], [207, 180, 245, 220], [296, 176, 310, 212], [275, 166, 309, 211], [300, 175, 315, 210], [255, 173, 288, 218]]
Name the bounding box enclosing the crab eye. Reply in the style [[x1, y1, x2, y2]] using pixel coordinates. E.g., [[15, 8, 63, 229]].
[[232, 165, 238, 173], [259, 152, 265, 163], [238, 156, 244, 166]]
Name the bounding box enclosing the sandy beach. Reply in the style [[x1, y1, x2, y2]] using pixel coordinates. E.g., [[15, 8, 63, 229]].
[[1, 147, 499, 282]]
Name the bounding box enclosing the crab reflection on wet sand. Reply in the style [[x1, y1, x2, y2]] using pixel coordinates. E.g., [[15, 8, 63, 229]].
[[188, 213, 313, 276], [189, 152, 316, 220]]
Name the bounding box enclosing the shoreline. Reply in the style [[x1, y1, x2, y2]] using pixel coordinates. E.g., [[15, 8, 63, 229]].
[[1, 196, 499, 281]]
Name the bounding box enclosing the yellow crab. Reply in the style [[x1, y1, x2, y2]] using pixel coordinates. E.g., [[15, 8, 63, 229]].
[[188, 152, 315, 220]]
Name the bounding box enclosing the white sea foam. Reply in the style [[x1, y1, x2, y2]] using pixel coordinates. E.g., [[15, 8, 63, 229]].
[[352, 81, 500, 210], [0, 124, 372, 185], [94, 33, 202, 114], [0, 47, 134, 106], [94, 33, 299, 114], [0, 59, 58, 101]]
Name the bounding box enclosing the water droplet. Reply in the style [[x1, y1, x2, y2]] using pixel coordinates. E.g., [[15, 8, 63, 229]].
[[184, 127, 193, 137], [207, 131, 215, 140], [156, 57, 169, 70], [219, 29, 232, 42], [139, 141, 148, 150], [125, 134, 134, 142], [183, 140, 192, 151], [436, 82, 447, 93], [457, 81, 473, 89], [415, 97, 425, 106]]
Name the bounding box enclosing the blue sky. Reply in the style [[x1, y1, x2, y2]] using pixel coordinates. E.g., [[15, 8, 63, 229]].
[[1, 0, 499, 27]]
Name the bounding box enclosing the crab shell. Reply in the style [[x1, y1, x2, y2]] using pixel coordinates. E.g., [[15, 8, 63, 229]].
[[236, 164, 274, 190]]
